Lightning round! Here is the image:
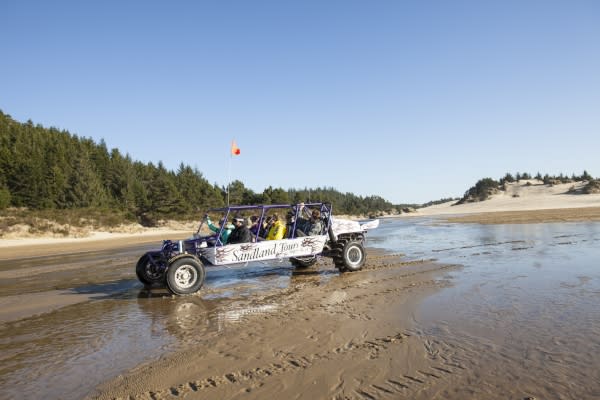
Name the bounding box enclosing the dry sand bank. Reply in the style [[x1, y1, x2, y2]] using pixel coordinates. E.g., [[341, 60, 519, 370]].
[[412, 181, 600, 222], [0, 230, 190, 260]]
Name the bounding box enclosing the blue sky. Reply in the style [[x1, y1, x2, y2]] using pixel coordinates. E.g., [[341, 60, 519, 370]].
[[2, 0, 599, 204]]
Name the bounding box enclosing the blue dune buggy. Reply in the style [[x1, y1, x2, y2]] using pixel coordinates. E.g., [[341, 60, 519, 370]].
[[135, 202, 379, 295]]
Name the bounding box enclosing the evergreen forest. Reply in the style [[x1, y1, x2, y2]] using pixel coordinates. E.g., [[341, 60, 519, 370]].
[[0, 111, 396, 226]]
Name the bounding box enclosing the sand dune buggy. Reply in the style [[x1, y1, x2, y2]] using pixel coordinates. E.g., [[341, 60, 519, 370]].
[[135, 202, 379, 295]]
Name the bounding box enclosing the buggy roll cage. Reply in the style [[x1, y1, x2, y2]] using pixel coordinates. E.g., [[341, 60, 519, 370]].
[[196, 202, 333, 246]]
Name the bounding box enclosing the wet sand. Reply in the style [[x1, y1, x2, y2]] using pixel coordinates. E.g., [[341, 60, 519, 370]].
[[0, 244, 455, 400], [444, 206, 600, 224], [0, 236, 188, 323], [89, 254, 456, 400]]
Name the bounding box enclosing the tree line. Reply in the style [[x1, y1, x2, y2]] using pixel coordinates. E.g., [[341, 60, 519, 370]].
[[0, 111, 396, 224]]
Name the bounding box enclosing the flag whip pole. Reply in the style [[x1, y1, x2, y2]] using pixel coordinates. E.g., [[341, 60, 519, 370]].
[[228, 139, 240, 206], [227, 148, 231, 206]]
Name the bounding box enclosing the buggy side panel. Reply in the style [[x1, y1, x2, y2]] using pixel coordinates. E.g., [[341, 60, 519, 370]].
[[199, 235, 327, 265]]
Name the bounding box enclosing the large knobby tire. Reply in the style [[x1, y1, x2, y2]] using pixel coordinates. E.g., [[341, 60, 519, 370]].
[[166, 257, 206, 295], [136, 254, 165, 285], [290, 255, 318, 269], [339, 240, 366, 272]]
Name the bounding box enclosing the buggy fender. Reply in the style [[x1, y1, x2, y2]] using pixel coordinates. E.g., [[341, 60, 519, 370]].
[[328, 224, 337, 243], [146, 251, 164, 268], [360, 219, 380, 231], [167, 253, 203, 268]]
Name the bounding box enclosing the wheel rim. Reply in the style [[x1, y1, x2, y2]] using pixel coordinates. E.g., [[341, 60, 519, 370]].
[[174, 265, 197, 289], [347, 245, 363, 266]]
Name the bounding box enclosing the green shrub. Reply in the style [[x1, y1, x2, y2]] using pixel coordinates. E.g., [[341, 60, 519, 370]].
[[582, 180, 600, 194], [0, 187, 10, 209], [455, 178, 500, 205]]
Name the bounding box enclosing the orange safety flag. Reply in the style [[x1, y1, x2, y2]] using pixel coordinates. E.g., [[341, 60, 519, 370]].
[[231, 140, 241, 156]]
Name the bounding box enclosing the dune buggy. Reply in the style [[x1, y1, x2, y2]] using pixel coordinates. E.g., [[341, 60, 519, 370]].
[[135, 202, 379, 295]]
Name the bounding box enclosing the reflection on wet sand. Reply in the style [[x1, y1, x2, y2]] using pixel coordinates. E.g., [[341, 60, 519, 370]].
[[0, 294, 173, 400]]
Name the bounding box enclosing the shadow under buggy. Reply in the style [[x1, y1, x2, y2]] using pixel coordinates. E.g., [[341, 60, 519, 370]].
[[136, 202, 379, 295]]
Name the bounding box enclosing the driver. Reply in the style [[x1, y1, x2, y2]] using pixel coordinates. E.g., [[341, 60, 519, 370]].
[[228, 217, 252, 244], [205, 215, 234, 245]]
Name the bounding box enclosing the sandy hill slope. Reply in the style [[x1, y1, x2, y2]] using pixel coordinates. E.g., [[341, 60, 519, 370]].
[[415, 180, 600, 216]]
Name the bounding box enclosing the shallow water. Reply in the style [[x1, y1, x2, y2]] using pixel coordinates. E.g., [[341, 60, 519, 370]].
[[1, 218, 599, 399], [370, 218, 600, 399]]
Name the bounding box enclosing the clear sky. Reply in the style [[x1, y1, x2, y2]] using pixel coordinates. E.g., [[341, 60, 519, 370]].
[[2, 0, 599, 204]]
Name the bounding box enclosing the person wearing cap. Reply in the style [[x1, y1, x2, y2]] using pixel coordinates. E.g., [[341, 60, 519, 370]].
[[228, 216, 252, 244], [205, 215, 234, 245]]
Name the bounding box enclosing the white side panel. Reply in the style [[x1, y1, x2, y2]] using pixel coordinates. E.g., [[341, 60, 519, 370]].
[[331, 218, 362, 236], [199, 236, 327, 266]]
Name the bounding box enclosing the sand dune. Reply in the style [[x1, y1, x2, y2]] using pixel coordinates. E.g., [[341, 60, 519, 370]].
[[414, 180, 600, 216]]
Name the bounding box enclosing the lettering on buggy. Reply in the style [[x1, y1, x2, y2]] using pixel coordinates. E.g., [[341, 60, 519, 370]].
[[207, 236, 328, 264], [233, 241, 303, 261]]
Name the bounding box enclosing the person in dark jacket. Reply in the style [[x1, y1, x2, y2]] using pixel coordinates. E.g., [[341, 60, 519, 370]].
[[295, 208, 323, 236], [249, 215, 260, 236], [228, 217, 252, 244]]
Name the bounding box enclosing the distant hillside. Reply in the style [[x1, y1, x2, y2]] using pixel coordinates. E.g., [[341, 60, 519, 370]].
[[456, 171, 599, 205]]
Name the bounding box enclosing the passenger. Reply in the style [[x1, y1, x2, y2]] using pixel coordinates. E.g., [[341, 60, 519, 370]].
[[205, 215, 234, 244], [266, 214, 286, 240], [249, 215, 260, 237], [260, 215, 274, 238], [295, 208, 323, 236], [285, 211, 296, 238], [228, 217, 252, 244]]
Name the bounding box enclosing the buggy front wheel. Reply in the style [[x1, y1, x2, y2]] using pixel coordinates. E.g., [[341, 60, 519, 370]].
[[166, 257, 206, 295], [336, 241, 366, 272]]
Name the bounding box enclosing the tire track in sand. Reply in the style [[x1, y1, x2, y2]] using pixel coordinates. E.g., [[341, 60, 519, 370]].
[[117, 333, 410, 399]]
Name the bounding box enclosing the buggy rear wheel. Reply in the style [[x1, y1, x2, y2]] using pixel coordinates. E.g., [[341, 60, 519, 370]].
[[290, 255, 318, 269], [166, 257, 206, 295], [136, 254, 165, 285]]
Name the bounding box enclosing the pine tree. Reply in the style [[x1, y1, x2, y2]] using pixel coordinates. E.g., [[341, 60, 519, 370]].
[[65, 150, 109, 207]]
